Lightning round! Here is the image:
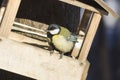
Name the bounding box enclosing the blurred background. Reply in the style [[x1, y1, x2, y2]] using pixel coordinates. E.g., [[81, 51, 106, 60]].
[[87, 0, 120, 80]]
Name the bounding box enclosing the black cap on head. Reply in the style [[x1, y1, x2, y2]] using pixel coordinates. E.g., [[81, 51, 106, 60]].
[[47, 24, 61, 35], [48, 24, 60, 30]]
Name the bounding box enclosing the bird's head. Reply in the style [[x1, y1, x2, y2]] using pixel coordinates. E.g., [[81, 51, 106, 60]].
[[47, 24, 61, 35]]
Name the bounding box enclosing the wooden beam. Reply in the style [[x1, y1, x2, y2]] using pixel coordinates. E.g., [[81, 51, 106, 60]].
[[81, 61, 90, 80], [71, 10, 92, 58], [71, 36, 83, 58], [13, 22, 47, 33], [12, 26, 47, 38], [78, 13, 101, 62], [95, 0, 119, 19], [59, 0, 104, 14], [0, 0, 21, 37], [0, 37, 89, 80]]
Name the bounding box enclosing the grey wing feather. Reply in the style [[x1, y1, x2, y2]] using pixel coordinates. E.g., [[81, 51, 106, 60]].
[[67, 34, 78, 42]]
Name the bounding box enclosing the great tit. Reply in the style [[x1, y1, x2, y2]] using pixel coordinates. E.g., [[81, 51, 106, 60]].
[[47, 24, 77, 59]]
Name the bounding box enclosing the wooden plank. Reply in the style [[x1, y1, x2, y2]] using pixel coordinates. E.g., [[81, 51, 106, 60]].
[[0, 37, 87, 80], [13, 22, 47, 34], [12, 26, 47, 38], [0, 0, 21, 37], [0, 0, 7, 22], [59, 0, 105, 14], [78, 13, 101, 62], [71, 10, 92, 58], [81, 61, 90, 80], [95, 0, 119, 19], [71, 36, 83, 58], [9, 32, 48, 46]]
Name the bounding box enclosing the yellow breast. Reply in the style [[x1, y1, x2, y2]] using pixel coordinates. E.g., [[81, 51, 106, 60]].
[[52, 35, 74, 53]]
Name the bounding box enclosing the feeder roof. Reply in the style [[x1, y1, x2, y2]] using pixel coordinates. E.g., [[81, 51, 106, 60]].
[[59, 0, 119, 19]]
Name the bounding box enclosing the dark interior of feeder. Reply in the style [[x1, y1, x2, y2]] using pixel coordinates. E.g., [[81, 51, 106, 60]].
[[0, 69, 35, 80], [16, 0, 81, 33], [78, 0, 107, 13]]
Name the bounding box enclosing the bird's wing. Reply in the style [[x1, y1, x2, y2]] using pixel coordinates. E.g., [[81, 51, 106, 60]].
[[60, 27, 71, 38], [67, 34, 78, 42], [60, 27, 78, 42]]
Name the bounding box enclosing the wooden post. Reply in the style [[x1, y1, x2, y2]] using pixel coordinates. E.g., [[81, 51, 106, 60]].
[[0, 0, 21, 37], [71, 10, 92, 58], [78, 13, 101, 62], [59, 0, 101, 14], [81, 61, 90, 80]]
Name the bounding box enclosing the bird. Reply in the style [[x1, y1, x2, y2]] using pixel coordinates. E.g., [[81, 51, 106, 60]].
[[46, 24, 78, 59]]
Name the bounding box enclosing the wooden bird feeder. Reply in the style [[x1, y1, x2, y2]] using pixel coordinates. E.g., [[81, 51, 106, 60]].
[[0, 0, 119, 80]]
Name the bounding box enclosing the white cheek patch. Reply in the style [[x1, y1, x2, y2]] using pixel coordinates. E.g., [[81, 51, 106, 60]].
[[50, 29, 60, 35]]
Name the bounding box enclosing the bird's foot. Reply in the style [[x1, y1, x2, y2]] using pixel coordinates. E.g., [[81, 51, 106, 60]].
[[59, 52, 64, 59], [50, 50, 54, 55]]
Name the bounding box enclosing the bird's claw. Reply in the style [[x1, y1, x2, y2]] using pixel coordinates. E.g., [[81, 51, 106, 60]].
[[50, 50, 54, 55], [59, 52, 64, 59]]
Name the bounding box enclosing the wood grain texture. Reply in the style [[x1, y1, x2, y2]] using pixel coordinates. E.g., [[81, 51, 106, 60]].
[[71, 10, 92, 58], [0, 37, 89, 80], [78, 13, 101, 62], [0, 0, 21, 37], [59, 0, 119, 18]]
